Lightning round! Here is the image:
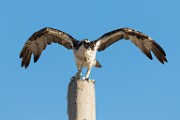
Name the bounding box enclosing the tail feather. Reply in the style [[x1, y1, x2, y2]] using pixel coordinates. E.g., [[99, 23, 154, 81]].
[[95, 60, 102, 68]]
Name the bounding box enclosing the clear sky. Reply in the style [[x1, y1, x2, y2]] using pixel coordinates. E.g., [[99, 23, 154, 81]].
[[0, 0, 179, 120]]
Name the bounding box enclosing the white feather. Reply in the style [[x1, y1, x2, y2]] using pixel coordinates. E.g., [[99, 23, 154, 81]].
[[73, 45, 97, 69]]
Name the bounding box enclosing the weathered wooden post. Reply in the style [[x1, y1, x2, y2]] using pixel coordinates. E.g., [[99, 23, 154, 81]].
[[67, 77, 96, 120]]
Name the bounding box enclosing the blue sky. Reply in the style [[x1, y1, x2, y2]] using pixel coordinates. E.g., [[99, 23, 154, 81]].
[[0, 0, 179, 120]]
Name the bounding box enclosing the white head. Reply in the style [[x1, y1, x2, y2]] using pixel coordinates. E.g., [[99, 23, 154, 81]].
[[81, 39, 94, 50], [82, 38, 90, 43]]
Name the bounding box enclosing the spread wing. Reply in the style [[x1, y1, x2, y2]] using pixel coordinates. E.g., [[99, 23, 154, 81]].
[[94, 27, 167, 64], [20, 27, 79, 68]]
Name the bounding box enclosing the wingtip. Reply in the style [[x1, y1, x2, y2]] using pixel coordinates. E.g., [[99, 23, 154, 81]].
[[163, 58, 168, 64], [148, 55, 153, 60], [25, 64, 29, 68], [162, 56, 168, 64], [159, 58, 168, 64], [34, 54, 40, 63], [21, 64, 28, 69], [21, 58, 30, 68], [21, 62, 26, 68]]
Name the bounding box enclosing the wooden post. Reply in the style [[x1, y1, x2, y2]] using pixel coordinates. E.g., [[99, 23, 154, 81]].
[[67, 77, 96, 120]]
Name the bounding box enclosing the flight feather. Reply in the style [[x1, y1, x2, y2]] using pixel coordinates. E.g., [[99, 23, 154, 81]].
[[95, 27, 167, 64], [20, 27, 79, 68]]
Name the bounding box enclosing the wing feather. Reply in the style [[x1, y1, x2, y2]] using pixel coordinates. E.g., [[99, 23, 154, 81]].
[[94, 27, 167, 64], [20, 27, 79, 68]]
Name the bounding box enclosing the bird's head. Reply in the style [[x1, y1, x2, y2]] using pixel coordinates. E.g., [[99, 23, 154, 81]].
[[82, 39, 90, 45], [81, 39, 92, 49], [82, 39, 90, 43]]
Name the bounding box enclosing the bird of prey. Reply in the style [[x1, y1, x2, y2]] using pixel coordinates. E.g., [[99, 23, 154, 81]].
[[20, 27, 167, 79]]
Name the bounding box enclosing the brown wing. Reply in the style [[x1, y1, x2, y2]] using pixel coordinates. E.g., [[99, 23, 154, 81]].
[[94, 27, 167, 64], [20, 27, 79, 68]]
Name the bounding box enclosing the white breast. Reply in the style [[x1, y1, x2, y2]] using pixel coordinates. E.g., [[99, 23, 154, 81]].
[[73, 46, 97, 68]]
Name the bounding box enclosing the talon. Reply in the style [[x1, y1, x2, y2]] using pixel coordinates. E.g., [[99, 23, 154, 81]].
[[81, 76, 85, 80], [74, 74, 80, 80], [85, 78, 90, 82]]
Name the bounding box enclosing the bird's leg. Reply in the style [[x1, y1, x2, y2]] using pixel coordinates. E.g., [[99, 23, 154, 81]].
[[85, 67, 92, 80], [75, 67, 82, 80], [78, 67, 82, 76], [75, 64, 83, 80]]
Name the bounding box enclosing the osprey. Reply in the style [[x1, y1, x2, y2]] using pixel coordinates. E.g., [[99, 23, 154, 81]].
[[20, 27, 167, 79]]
